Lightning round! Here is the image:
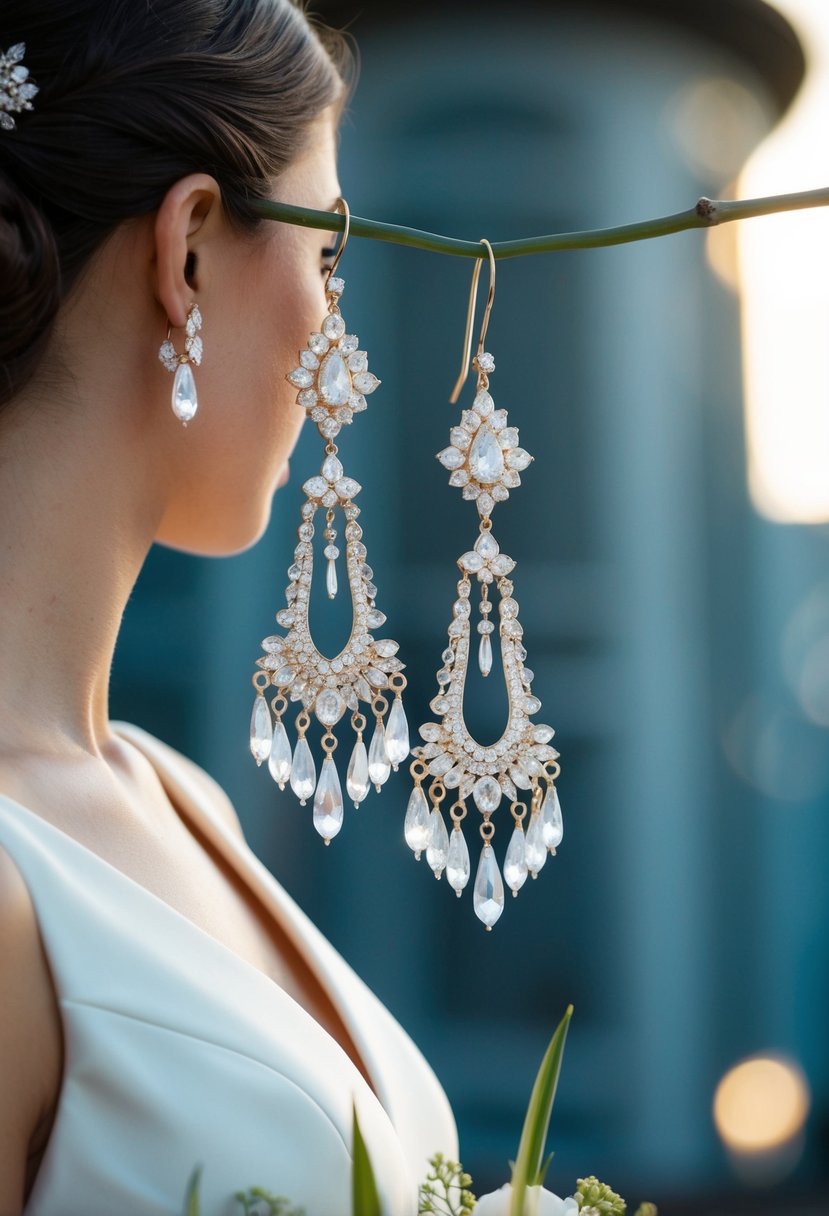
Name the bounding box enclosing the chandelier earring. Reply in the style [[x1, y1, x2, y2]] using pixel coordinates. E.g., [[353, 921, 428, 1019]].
[[158, 302, 203, 426], [248, 198, 410, 844], [405, 239, 563, 929]]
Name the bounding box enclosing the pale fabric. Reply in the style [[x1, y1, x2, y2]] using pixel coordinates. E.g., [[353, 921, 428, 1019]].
[[0, 719, 457, 1215]]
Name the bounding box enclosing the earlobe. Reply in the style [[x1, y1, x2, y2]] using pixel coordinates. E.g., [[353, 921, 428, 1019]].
[[153, 173, 221, 327]]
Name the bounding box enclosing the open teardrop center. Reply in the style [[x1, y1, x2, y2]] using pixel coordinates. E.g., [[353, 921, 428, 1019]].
[[306, 505, 358, 661]]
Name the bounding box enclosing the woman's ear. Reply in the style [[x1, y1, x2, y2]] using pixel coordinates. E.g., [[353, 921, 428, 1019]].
[[153, 174, 223, 327]]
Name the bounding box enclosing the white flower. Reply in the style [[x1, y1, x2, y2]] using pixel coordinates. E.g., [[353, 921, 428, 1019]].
[[470, 1181, 579, 1216]]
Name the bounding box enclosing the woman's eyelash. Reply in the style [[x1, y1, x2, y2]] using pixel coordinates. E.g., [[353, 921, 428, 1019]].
[[321, 246, 337, 275]]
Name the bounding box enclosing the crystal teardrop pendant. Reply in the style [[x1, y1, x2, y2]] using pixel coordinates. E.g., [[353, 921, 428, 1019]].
[[404, 785, 431, 858], [172, 362, 198, 423], [541, 785, 563, 850], [346, 737, 370, 806], [478, 632, 493, 677], [326, 557, 338, 599], [473, 843, 505, 929], [313, 755, 344, 843], [426, 808, 449, 877], [524, 810, 547, 876], [267, 718, 292, 788], [290, 735, 316, 805], [384, 696, 410, 767], [446, 827, 471, 895], [503, 824, 529, 895], [367, 717, 391, 788], [249, 695, 272, 765]]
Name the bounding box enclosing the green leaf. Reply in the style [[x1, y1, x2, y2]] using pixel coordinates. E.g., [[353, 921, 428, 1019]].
[[352, 1102, 382, 1216], [509, 1004, 573, 1216], [538, 1152, 555, 1186], [182, 1164, 203, 1216]]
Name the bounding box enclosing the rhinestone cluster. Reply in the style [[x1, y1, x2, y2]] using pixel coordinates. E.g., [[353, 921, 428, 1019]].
[[0, 43, 38, 131]]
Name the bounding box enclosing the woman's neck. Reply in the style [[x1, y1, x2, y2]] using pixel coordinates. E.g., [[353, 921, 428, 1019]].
[[0, 387, 161, 758]]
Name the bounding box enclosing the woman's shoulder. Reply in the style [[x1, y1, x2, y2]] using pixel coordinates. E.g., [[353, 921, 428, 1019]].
[[109, 719, 247, 844], [0, 842, 63, 1204]]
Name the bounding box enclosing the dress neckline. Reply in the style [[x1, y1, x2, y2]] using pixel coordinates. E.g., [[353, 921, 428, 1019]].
[[0, 719, 388, 1117], [108, 718, 386, 1110]]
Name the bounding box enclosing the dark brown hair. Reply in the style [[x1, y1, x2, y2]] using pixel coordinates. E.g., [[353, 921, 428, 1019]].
[[0, 0, 350, 405]]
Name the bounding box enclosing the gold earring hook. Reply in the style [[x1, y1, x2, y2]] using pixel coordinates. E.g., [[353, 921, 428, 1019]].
[[449, 238, 496, 404], [327, 196, 351, 284]]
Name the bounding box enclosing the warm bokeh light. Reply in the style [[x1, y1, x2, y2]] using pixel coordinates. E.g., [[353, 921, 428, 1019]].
[[713, 1054, 811, 1154], [738, 0, 829, 522]]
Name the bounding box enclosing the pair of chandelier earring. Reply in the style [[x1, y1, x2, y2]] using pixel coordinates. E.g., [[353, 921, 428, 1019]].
[[182, 198, 566, 931]]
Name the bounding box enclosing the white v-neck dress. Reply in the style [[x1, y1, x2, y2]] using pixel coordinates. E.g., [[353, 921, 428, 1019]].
[[0, 719, 457, 1216]]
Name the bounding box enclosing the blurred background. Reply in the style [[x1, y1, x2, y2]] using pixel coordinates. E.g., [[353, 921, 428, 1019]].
[[111, 0, 829, 1211]]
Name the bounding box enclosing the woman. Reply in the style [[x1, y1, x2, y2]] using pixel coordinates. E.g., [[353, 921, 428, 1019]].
[[0, 1, 458, 1212]]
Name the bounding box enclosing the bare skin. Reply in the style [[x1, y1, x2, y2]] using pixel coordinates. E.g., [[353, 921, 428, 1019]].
[[0, 106, 373, 1212]]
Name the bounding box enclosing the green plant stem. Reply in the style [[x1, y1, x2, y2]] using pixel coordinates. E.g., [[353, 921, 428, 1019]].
[[254, 186, 829, 259]]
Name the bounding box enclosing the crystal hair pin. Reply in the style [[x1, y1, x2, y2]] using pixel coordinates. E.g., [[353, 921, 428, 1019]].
[[0, 43, 38, 131]]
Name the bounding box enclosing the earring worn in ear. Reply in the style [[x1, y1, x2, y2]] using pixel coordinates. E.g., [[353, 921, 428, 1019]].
[[158, 302, 203, 425], [405, 239, 563, 930]]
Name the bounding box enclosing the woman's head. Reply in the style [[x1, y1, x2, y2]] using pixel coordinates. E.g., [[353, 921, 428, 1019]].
[[0, 0, 348, 403], [0, 0, 352, 553]]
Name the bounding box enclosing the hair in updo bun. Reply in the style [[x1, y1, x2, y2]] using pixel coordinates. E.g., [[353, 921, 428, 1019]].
[[0, 0, 351, 407], [0, 171, 61, 402]]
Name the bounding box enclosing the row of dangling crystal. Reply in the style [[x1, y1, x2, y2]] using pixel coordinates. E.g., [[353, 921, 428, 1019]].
[[403, 778, 563, 928], [250, 694, 410, 843]]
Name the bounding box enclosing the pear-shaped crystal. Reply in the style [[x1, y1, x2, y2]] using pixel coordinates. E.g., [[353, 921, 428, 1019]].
[[367, 717, 391, 787], [319, 350, 352, 406], [384, 696, 410, 766], [503, 825, 529, 894], [322, 453, 344, 482], [326, 558, 338, 599], [172, 362, 198, 422], [525, 811, 547, 874], [404, 785, 431, 856], [446, 827, 471, 895], [473, 844, 505, 929], [506, 447, 533, 471], [346, 737, 370, 806], [313, 755, 344, 842], [475, 530, 499, 560], [426, 808, 450, 876], [249, 694, 272, 764], [267, 718, 292, 787], [541, 785, 564, 849], [478, 633, 493, 676], [438, 447, 465, 470], [469, 426, 504, 484], [290, 734, 316, 804]]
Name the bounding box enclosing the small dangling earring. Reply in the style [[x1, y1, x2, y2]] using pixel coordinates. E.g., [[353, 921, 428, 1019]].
[[248, 197, 410, 844], [405, 239, 563, 930], [158, 302, 203, 426]]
